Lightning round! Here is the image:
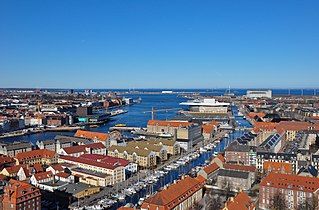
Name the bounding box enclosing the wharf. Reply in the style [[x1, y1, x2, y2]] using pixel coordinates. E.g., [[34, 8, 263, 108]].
[[109, 126, 144, 132]]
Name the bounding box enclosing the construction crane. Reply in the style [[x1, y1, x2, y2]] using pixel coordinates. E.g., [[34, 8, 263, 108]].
[[144, 106, 182, 120]]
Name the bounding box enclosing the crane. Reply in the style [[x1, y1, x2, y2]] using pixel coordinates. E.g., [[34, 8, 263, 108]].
[[144, 106, 182, 120]]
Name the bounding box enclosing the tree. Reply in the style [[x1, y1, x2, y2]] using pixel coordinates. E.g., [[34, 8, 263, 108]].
[[271, 192, 286, 210], [297, 195, 318, 210], [190, 201, 203, 210], [205, 190, 221, 210], [221, 178, 232, 201]]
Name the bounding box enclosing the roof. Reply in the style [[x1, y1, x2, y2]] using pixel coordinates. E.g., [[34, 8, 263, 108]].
[[50, 164, 64, 171], [225, 141, 251, 153], [74, 130, 109, 142], [141, 176, 204, 209], [249, 112, 266, 119], [3, 164, 28, 174], [223, 164, 256, 173], [203, 163, 220, 175], [61, 142, 106, 155], [2, 142, 32, 151], [32, 163, 43, 173], [59, 154, 128, 170], [224, 191, 255, 210], [263, 161, 292, 173], [259, 172, 319, 192], [33, 171, 53, 181], [147, 120, 194, 127], [0, 156, 15, 164], [57, 182, 99, 195], [146, 139, 177, 146], [15, 149, 56, 162], [2, 179, 40, 204], [55, 172, 71, 178], [108, 145, 152, 157], [298, 165, 318, 177], [218, 169, 249, 179], [127, 141, 164, 152], [217, 154, 226, 163]]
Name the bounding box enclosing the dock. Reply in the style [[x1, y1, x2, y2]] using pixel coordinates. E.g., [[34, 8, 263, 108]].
[[109, 126, 144, 132]]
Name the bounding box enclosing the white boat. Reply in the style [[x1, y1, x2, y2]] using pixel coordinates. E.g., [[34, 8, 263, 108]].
[[138, 198, 145, 205], [159, 133, 172, 138], [118, 194, 126, 201], [199, 147, 207, 153]]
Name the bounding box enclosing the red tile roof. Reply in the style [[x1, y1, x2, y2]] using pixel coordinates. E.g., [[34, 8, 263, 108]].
[[141, 176, 204, 209], [3, 164, 28, 174], [249, 112, 265, 119], [50, 164, 64, 171], [59, 154, 128, 170], [263, 161, 292, 174], [0, 156, 15, 165], [32, 164, 43, 173], [2, 179, 41, 204], [55, 172, 71, 178], [223, 164, 256, 173], [33, 171, 53, 181], [202, 121, 219, 134], [74, 130, 109, 142], [259, 172, 319, 193], [217, 154, 226, 163], [224, 191, 255, 210], [147, 120, 194, 127], [62, 142, 105, 155], [15, 149, 56, 162], [203, 163, 220, 175]]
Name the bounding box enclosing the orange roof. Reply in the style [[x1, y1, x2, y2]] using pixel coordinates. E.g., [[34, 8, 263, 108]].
[[55, 172, 71, 178], [276, 121, 316, 132], [32, 163, 43, 173], [0, 156, 15, 164], [15, 149, 56, 163], [217, 154, 226, 163], [3, 164, 28, 174], [259, 172, 319, 193], [50, 164, 64, 171], [62, 142, 105, 155], [224, 164, 256, 173], [202, 122, 218, 134], [263, 161, 292, 173], [249, 112, 266, 119], [2, 179, 41, 204], [224, 191, 255, 210], [147, 120, 194, 127], [74, 130, 109, 142], [141, 176, 204, 209], [254, 122, 278, 132], [203, 163, 220, 175], [33, 171, 53, 181]]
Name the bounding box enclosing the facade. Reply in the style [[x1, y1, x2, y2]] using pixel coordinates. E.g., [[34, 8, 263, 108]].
[[222, 191, 255, 210], [259, 172, 319, 209], [141, 175, 206, 210], [57, 142, 107, 157], [217, 169, 252, 191], [147, 120, 203, 151], [36, 138, 72, 152], [224, 141, 256, 166], [15, 149, 58, 166], [246, 90, 272, 99], [263, 161, 293, 174], [146, 139, 181, 157], [57, 182, 100, 199], [2, 179, 41, 210], [0, 142, 32, 157], [58, 154, 126, 186]]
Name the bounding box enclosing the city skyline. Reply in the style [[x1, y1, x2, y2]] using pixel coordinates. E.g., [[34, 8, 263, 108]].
[[1, 0, 319, 88]]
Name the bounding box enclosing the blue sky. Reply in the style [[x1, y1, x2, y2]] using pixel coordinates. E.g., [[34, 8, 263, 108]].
[[0, 0, 318, 89]]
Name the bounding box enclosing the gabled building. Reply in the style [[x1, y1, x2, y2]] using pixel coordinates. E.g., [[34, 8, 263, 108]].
[[15, 149, 58, 166], [0, 142, 32, 157], [57, 142, 107, 157], [2, 179, 41, 210], [74, 130, 110, 147], [222, 191, 255, 210]]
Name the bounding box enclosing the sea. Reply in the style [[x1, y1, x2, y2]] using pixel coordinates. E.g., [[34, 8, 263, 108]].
[[1, 88, 317, 144]]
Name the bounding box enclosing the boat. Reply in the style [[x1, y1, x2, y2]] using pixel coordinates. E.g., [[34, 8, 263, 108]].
[[158, 133, 172, 138], [115, 124, 126, 127], [138, 198, 145, 205], [90, 125, 99, 128]]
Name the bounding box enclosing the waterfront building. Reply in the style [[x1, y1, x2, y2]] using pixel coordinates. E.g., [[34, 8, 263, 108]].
[[146, 138, 181, 157], [180, 98, 230, 114], [58, 154, 127, 186], [56, 182, 100, 199], [141, 175, 206, 210], [147, 120, 203, 151], [108, 145, 157, 168], [15, 149, 58, 166], [57, 142, 107, 157], [126, 141, 168, 163], [259, 172, 319, 209], [2, 179, 41, 210], [222, 191, 256, 210], [36, 138, 72, 152], [246, 90, 272, 99], [198, 162, 220, 181], [74, 130, 110, 147], [0, 141, 32, 157]]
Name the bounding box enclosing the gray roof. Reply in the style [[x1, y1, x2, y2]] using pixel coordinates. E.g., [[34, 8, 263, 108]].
[[218, 169, 249, 179], [38, 139, 55, 145], [57, 182, 98, 195], [55, 135, 93, 144], [4, 142, 32, 150], [225, 141, 251, 153]]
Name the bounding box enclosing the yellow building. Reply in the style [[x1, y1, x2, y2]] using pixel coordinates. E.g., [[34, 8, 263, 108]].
[[14, 149, 58, 166]]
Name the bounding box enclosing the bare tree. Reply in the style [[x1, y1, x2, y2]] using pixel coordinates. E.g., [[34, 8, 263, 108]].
[[190, 201, 203, 210], [271, 192, 286, 210], [221, 178, 232, 201], [205, 190, 221, 210]]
